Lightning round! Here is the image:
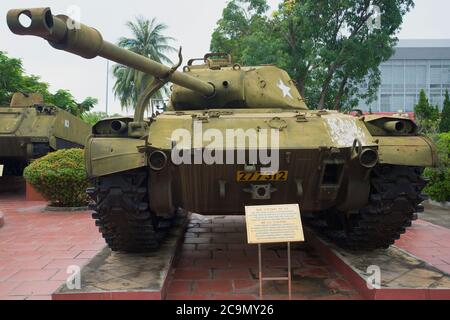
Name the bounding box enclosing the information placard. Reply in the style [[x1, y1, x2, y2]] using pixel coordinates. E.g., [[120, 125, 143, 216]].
[[245, 204, 304, 244]]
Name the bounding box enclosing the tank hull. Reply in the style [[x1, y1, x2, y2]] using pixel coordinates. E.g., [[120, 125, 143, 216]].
[[0, 136, 36, 159], [86, 109, 435, 215], [0, 100, 91, 176], [169, 148, 357, 214]]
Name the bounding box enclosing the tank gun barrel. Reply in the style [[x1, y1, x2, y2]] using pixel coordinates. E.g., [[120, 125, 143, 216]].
[[7, 8, 216, 97]]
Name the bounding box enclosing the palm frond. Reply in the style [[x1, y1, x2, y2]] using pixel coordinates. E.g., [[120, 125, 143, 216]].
[[113, 16, 177, 111]]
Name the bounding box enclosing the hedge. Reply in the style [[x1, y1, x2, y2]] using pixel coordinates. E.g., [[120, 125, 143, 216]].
[[424, 132, 450, 202], [23, 148, 90, 207]]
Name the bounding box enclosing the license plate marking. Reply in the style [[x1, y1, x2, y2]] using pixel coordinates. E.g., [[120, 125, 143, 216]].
[[236, 171, 288, 182]]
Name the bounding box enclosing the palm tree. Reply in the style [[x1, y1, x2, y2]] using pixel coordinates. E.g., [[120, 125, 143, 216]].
[[113, 17, 176, 112]]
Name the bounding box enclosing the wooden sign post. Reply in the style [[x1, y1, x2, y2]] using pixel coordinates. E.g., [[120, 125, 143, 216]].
[[245, 204, 304, 300]]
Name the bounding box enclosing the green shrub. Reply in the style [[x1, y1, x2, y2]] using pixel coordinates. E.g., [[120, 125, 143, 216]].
[[415, 89, 440, 134], [424, 132, 450, 202], [440, 90, 450, 133], [23, 149, 90, 207]]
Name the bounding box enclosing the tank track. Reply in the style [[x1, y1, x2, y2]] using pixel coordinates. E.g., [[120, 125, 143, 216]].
[[87, 169, 171, 253], [304, 165, 428, 251]]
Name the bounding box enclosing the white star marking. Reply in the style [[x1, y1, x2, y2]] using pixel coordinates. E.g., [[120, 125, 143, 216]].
[[277, 79, 293, 99]]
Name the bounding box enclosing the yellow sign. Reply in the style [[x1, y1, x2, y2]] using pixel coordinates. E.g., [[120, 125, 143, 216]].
[[245, 204, 304, 244], [236, 171, 288, 182]]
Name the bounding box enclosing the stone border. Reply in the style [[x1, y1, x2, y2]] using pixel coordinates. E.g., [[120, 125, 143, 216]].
[[45, 206, 89, 212], [0, 210, 4, 228], [306, 228, 450, 300], [428, 200, 450, 209], [52, 211, 189, 300]]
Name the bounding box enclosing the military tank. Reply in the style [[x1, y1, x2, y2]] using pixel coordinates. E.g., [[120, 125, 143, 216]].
[[0, 91, 91, 176], [8, 7, 437, 252]]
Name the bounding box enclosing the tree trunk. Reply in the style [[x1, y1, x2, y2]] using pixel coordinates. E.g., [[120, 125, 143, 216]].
[[317, 62, 338, 109], [296, 78, 306, 98], [333, 76, 348, 110]]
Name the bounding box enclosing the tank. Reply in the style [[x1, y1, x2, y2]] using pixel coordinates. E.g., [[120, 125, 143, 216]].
[[8, 7, 437, 252], [0, 91, 91, 176]]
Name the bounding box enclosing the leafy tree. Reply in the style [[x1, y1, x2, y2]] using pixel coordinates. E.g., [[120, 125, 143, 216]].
[[210, 0, 270, 62], [77, 97, 99, 117], [113, 17, 176, 112], [48, 89, 77, 112], [414, 89, 440, 134], [415, 89, 434, 115], [0, 51, 97, 116], [439, 89, 450, 133], [46, 90, 97, 117], [211, 0, 414, 110], [81, 111, 122, 125], [82, 111, 108, 125], [0, 51, 51, 104]]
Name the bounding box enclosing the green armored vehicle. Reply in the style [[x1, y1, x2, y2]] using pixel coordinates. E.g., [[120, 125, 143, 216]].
[[8, 7, 437, 252], [0, 91, 91, 176]]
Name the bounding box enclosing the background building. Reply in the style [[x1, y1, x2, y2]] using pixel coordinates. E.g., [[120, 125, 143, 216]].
[[360, 39, 450, 113]]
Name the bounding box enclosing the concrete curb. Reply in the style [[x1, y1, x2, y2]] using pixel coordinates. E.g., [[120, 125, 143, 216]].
[[52, 211, 189, 300], [428, 200, 450, 209], [0, 210, 4, 228], [306, 228, 450, 300]]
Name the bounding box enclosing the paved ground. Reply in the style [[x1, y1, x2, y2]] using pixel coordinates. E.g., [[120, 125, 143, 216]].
[[420, 203, 450, 229], [0, 193, 449, 300], [395, 219, 450, 274], [166, 214, 361, 300], [0, 195, 104, 300]]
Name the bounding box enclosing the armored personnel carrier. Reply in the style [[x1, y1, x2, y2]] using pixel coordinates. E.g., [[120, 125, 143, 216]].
[[0, 91, 91, 176], [8, 7, 437, 252]]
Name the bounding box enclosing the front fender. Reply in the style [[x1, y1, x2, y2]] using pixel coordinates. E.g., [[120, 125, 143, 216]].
[[377, 136, 438, 167], [85, 137, 146, 178]]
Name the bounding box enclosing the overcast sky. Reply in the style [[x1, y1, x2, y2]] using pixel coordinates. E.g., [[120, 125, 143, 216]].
[[1, 0, 449, 115]]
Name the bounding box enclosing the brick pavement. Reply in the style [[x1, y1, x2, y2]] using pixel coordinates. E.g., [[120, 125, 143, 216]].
[[1, 193, 449, 300], [0, 195, 105, 300], [166, 215, 362, 300]]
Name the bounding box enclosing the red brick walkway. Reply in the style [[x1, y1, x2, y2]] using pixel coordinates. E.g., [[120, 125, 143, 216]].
[[166, 214, 362, 300], [395, 220, 450, 274], [1, 193, 449, 300], [0, 195, 105, 300]]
